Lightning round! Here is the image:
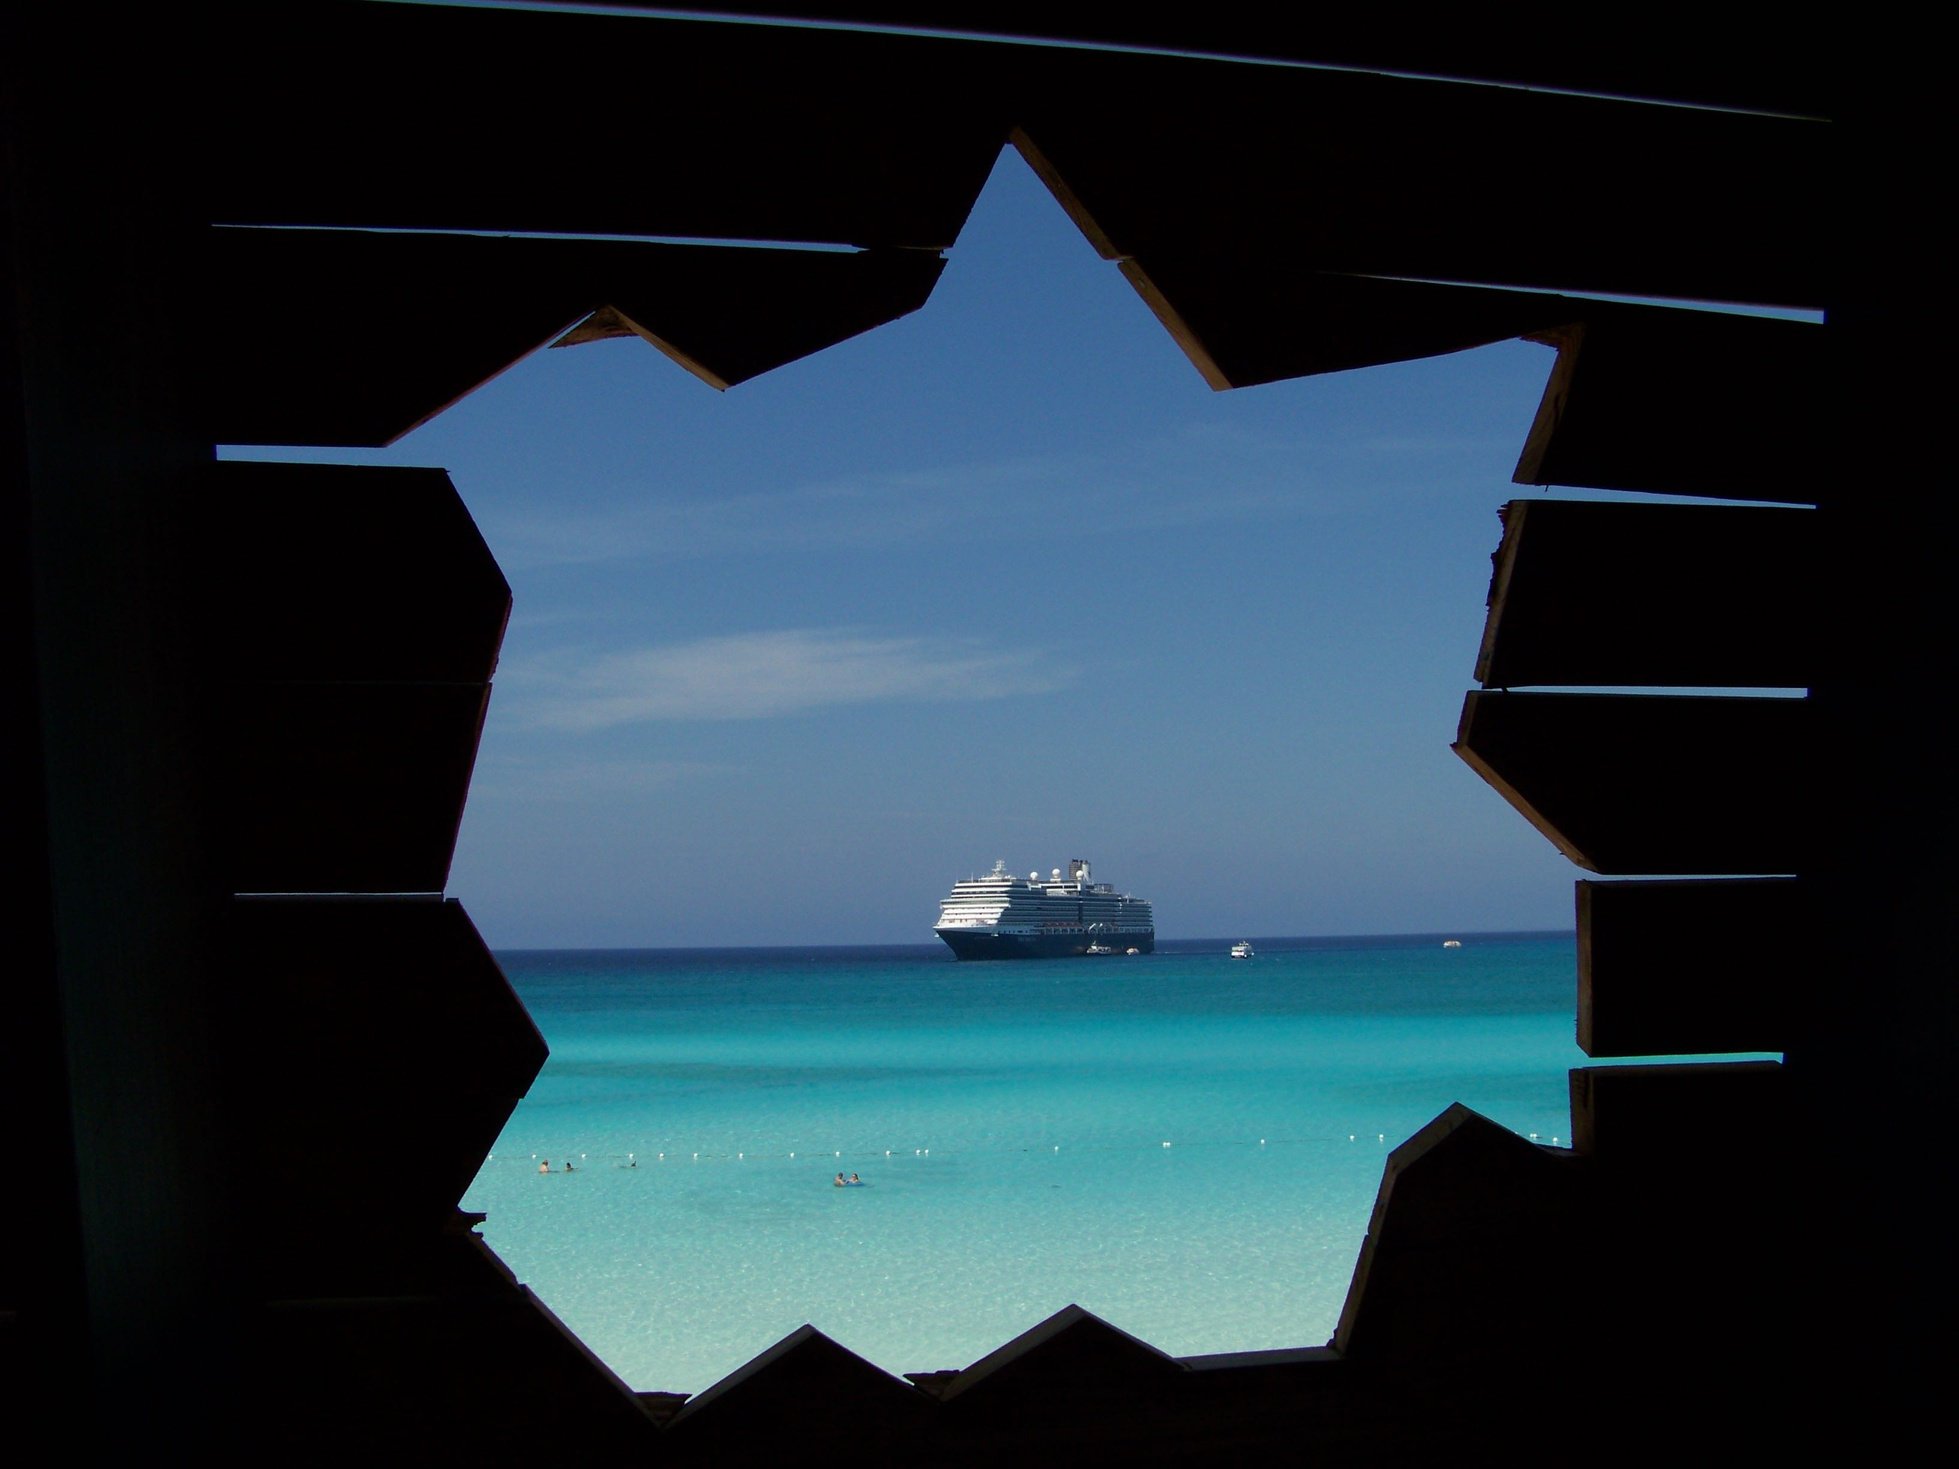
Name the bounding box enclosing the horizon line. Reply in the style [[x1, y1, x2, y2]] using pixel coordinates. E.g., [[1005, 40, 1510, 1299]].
[[491, 926, 1577, 954]]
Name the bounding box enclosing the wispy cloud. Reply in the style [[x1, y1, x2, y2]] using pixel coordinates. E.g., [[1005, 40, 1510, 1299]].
[[481, 431, 1337, 571], [468, 756, 735, 800], [510, 627, 1076, 730]]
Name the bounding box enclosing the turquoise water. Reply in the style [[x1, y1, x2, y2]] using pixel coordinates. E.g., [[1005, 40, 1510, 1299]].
[[463, 933, 1584, 1392]]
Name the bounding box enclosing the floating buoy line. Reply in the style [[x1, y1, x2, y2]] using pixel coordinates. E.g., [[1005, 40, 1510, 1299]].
[[489, 1127, 1566, 1171]]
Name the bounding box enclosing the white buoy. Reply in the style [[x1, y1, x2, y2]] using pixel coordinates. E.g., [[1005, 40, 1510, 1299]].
[[1260, 1139, 1266, 1146], [1162, 1141, 1172, 1149], [789, 1152, 795, 1158]]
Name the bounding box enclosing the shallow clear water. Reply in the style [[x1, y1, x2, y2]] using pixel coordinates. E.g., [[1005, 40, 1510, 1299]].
[[463, 933, 1583, 1392]]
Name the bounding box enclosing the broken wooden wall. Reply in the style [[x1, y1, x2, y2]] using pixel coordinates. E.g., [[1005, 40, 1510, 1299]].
[[10, 2, 1931, 1461]]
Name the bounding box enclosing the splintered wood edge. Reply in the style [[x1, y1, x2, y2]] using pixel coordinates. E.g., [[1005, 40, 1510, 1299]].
[[1574, 878, 1598, 1053], [551, 306, 637, 348], [1010, 126, 1125, 262], [1011, 127, 1234, 391], [585, 306, 732, 392], [1451, 738, 1597, 871], [1117, 259, 1235, 392], [1512, 322, 1585, 486], [1473, 500, 1529, 686], [382, 319, 597, 445], [1450, 698, 1600, 873]]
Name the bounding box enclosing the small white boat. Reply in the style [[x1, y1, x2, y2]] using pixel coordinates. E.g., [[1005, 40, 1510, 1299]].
[[1442, 939, 1462, 949], [1230, 941, 1254, 959]]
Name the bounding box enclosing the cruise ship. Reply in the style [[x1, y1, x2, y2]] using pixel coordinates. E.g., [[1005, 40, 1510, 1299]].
[[934, 859, 1156, 960]]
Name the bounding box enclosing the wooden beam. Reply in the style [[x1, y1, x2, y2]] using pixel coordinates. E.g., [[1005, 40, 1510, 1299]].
[[669, 1326, 932, 1456], [215, 682, 491, 895], [219, 897, 546, 1267], [1570, 1060, 1786, 1165], [1335, 1104, 1581, 1363], [936, 1303, 1183, 1418], [206, 229, 947, 446], [254, 1283, 665, 1460], [1513, 313, 1830, 501], [1476, 500, 1817, 689], [1453, 691, 1811, 874], [1014, 52, 1828, 307], [609, 4, 1837, 118], [193, 461, 507, 894], [1577, 879, 1806, 1057], [198, 462, 510, 684], [207, 1, 1009, 250]]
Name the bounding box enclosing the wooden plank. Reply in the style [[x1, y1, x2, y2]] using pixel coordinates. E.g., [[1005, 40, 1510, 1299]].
[[1570, 1060, 1786, 1165], [1565, 1060, 1797, 1393], [1013, 50, 1828, 307], [198, 462, 510, 684], [1453, 691, 1811, 874], [668, 1325, 931, 1456], [1335, 1104, 1581, 1363], [1577, 878, 1806, 1057], [1512, 313, 1830, 501], [255, 1286, 664, 1461], [219, 898, 546, 1264], [1476, 500, 1817, 689], [937, 1303, 1182, 1415], [604, 4, 1834, 118], [207, 1, 1008, 250], [196, 463, 508, 896], [206, 229, 946, 446], [217, 682, 491, 894]]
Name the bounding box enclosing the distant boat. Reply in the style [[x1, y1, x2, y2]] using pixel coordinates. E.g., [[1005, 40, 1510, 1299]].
[[1442, 939, 1462, 949], [1230, 941, 1254, 959]]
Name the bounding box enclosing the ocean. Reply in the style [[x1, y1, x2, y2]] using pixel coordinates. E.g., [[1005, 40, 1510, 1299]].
[[461, 932, 1585, 1394]]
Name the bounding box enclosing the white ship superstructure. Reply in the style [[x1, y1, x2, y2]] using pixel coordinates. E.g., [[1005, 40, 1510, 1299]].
[[934, 859, 1156, 959]]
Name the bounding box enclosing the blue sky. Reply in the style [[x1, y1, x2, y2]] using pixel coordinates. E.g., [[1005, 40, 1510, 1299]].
[[227, 150, 1593, 946]]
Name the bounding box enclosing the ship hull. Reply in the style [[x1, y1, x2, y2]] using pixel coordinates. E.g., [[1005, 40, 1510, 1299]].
[[936, 929, 1156, 960]]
